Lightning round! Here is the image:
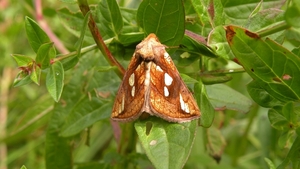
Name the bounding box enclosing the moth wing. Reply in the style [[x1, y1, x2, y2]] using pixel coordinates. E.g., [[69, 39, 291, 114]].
[[111, 55, 145, 122], [149, 51, 200, 123]]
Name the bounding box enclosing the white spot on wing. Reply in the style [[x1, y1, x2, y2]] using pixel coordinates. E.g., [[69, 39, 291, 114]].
[[131, 86, 135, 97], [145, 62, 151, 86], [118, 94, 125, 114], [179, 94, 190, 113], [129, 73, 135, 86], [164, 86, 169, 97], [164, 73, 173, 86], [156, 65, 163, 72], [164, 52, 171, 63]]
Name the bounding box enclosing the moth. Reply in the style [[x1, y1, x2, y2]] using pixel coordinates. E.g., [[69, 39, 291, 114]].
[[111, 33, 200, 123]]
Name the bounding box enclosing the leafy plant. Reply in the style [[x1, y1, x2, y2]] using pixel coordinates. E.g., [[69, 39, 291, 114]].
[[1, 0, 300, 169]]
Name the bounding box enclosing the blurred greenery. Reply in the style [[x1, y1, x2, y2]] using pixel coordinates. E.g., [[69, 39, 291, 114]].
[[1, 0, 300, 169]]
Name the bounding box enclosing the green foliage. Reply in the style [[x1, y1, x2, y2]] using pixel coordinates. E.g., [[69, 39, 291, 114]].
[[2, 0, 300, 169]]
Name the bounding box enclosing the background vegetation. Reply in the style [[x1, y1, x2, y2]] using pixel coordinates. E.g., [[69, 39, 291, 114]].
[[0, 0, 299, 169]]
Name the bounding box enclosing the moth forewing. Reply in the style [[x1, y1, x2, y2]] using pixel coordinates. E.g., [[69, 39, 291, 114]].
[[111, 55, 145, 122], [111, 33, 201, 123]]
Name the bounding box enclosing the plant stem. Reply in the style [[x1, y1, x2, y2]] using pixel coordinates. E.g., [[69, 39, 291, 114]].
[[77, 0, 125, 78], [256, 21, 291, 38]]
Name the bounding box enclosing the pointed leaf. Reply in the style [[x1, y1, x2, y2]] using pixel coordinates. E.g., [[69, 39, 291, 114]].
[[137, 0, 185, 46], [135, 118, 197, 169], [20, 165, 27, 169], [30, 64, 41, 85], [46, 61, 64, 102], [11, 54, 34, 67], [25, 16, 50, 53]]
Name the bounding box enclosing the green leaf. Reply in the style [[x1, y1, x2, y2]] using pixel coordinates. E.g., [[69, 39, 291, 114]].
[[11, 54, 34, 67], [36, 42, 55, 69], [247, 80, 283, 108], [60, 98, 112, 137], [20, 165, 27, 169], [96, 65, 118, 72], [181, 33, 217, 58], [268, 102, 297, 131], [57, 8, 94, 44], [96, 0, 123, 38], [46, 61, 64, 102], [285, 0, 300, 28], [206, 84, 252, 113], [30, 64, 41, 85], [200, 74, 232, 85], [61, 11, 91, 71], [13, 71, 32, 87], [137, 0, 185, 46], [135, 118, 197, 169], [194, 81, 215, 127], [180, 73, 198, 84], [264, 158, 276, 169], [118, 32, 144, 46], [25, 16, 50, 53], [207, 26, 235, 59], [225, 25, 300, 102], [190, 0, 224, 27]]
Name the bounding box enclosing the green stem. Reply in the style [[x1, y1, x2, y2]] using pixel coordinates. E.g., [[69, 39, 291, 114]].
[[256, 21, 291, 38]]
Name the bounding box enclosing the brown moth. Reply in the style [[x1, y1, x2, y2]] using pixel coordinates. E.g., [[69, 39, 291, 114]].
[[111, 33, 200, 123]]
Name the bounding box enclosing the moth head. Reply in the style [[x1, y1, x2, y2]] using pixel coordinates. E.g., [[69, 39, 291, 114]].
[[136, 34, 166, 61]]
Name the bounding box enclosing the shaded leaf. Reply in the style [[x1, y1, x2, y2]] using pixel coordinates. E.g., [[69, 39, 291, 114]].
[[247, 80, 283, 108], [194, 81, 215, 127], [206, 84, 252, 113]]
